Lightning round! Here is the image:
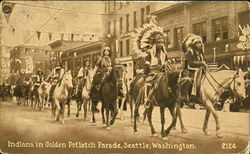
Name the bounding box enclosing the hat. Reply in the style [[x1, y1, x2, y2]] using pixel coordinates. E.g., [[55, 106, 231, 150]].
[[182, 34, 203, 53]]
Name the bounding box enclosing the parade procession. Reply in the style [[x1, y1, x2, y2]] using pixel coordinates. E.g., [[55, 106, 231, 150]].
[[0, 1, 250, 154]]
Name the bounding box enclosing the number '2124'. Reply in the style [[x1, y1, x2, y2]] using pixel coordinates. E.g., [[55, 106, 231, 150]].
[[222, 143, 236, 149]]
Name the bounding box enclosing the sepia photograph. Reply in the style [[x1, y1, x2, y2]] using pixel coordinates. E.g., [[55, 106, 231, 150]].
[[0, 1, 249, 153]]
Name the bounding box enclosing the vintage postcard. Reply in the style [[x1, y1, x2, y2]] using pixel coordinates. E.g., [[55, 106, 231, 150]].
[[0, 1, 249, 154]]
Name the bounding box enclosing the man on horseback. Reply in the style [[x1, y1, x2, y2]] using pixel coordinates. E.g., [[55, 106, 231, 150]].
[[181, 34, 208, 97], [133, 15, 171, 107], [143, 36, 170, 107], [48, 61, 65, 102], [31, 69, 44, 100], [90, 47, 112, 113], [76, 60, 91, 102]]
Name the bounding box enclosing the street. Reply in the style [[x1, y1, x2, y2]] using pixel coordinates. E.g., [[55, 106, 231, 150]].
[[0, 100, 249, 154]]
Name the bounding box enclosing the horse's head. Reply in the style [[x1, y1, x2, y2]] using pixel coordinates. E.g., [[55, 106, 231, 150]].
[[232, 69, 246, 99], [62, 70, 73, 89], [113, 65, 126, 88]]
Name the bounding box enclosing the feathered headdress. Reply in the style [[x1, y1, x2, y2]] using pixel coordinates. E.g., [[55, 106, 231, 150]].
[[132, 15, 165, 57], [182, 33, 204, 54]]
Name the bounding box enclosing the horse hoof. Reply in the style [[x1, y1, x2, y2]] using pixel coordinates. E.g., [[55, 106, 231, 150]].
[[204, 131, 211, 136], [182, 128, 188, 133], [152, 133, 158, 137], [91, 122, 96, 126], [216, 131, 223, 138], [172, 127, 176, 130], [162, 137, 169, 141], [121, 116, 124, 120], [134, 131, 139, 135], [67, 114, 70, 117], [106, 127, 111, 131], [76, 113, 79, 118]]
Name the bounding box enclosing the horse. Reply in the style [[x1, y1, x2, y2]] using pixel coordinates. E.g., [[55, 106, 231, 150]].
[[0, 83, 12, 102], [52, 70, 73, 124], [116, 66, 128, 120], [37, 81, 51, 110], [132, 70, 181, 140], [91, 65, 126, 131], [178, 69, 246, 138], [76, 70, 93, 120], [23, 81, 32, 106], [14, 78, 25, 105]]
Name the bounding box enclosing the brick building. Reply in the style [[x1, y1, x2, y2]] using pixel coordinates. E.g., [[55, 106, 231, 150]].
[[103, 1, 167, 81], [103, 1, 249, 74], [152, 1, 249, 70], [10, 45, 51, 76]]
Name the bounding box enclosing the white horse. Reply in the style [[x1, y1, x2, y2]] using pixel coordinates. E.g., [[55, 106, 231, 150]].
[[52, 70, 73, 124], [37, 81, 51, 110], [198, 69, 246, 137], [76, 70, 93, 121]]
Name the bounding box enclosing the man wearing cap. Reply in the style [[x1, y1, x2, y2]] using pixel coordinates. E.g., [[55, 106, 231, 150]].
[[90, 47, 112, 113], [182, 33, 208, 97]]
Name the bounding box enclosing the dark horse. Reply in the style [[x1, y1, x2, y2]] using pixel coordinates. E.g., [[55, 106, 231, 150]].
[[133, 70, 184, 140], [91, 65, 126, 131]]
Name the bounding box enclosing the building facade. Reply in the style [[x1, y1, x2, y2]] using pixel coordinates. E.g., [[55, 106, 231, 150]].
[[152, 1, 249, 70], [103, 1, 164, 81], [103, 1, 249, 75], [10, 45, 51, 76]]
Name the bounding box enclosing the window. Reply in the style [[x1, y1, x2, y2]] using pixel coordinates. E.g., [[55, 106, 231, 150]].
[[238, 10, 250, 30], [126, 39, 130, 56], [108, 1, 110, 13], [133, 11, 137, 28], [174, 27, 183, 49], [120, 17, 123, 34], [193, 22, 207, 43], [146, 5, 150, 15], [141, 8, 145, 27], [114, 20, 116, 35], [114, 1, 116, 10], [163, 30, 171, 48], [108, 21, 111, 34], [126, 14, 129, 32], [120, 41, 123, 57], [212, 17, 228, 41]]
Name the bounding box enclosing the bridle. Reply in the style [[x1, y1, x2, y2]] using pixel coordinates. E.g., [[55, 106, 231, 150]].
[[113, 65, 125, 85], [205, 70, 240, 98]]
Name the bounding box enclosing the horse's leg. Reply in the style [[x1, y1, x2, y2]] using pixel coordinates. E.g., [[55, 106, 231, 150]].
[[55, 100, 60, 122], [171, 102, 187, 133], [76, 101, 80, 118], [67, 100, 70, 117], [203, 109, 211, 135], [142, 108, 148, 123], [130, 97, 134, 123], [83, 100, 87, 121], [160, 106, 167, 139], [120, 98, 126, 120], [133, 102, 140, 134], [204, 100, 222, 138], [61, 102, 65, 124], [110, 100, 118, 125], [147, 105, 156, 136], [105, 108, 111, 131], [164, 105, 177, 138], [101, 103, 105, 125]]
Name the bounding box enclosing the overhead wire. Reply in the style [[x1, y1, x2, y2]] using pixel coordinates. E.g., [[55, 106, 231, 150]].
[[23, 1, 69, 45]]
